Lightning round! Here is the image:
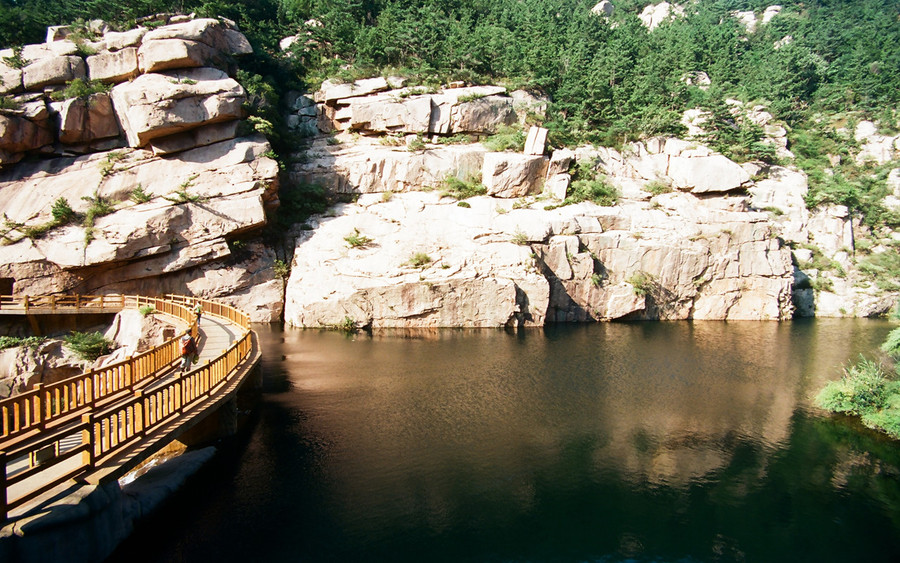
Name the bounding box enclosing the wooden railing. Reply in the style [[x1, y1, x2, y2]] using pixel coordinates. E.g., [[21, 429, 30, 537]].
[[0, 294, 128, 312], [0, 294, 255, 522]]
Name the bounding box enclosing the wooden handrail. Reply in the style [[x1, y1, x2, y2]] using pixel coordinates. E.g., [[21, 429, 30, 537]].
[[0, 295, 255, 522]]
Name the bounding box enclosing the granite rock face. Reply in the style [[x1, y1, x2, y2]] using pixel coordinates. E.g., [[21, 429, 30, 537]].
[[0, 17, 281, 321], [283, 191, 795, 328], [0, 15, 252, 164]]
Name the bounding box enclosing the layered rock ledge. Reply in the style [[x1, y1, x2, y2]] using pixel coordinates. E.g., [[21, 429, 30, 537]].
[[284, 191, 794, 328]]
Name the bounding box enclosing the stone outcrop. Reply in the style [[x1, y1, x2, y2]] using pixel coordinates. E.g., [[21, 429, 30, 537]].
[[0, 135, 279, 319], [639, 2, 685, 30], [110, 67, 245, 148], [591, 1, 615, 17], [52, 93, 120, 145], [0, 15, 252, 164], [283, 191, 794, 328], [482, 153, 548, 198], [292, 137, 488, 194], [854, 120, 900, 165], [289, 89, 900, 322], [0, 17, 282, 320], [0, 340, 85, 398], [314, 80, 516, 136], [87, 48, 140, 83]]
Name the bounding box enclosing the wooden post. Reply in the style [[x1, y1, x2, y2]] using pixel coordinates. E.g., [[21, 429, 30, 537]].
[[0, 450, 7, 522], [134, 391, 144, 435], [81, 414, 93, 468], [32, 384, 43, 428]]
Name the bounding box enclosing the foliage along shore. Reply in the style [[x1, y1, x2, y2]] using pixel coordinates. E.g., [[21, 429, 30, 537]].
[[817, 324, 900, 440]]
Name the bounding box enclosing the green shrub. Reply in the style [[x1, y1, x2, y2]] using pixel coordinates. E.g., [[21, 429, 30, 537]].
[[130, 184, 152, 204], [645, 181, 671, 196], [82, 193, 115, 244], [457, 92, 487, 104], [483, 125, 525, 152], [858, 250, 900, 291], [273, 259, 291, 280], [809, 276, 834, 293], [165, 189, 203, 204], [407, 135, 426, 152], [510, 230, 528, 245], [861, 402, 900, 439], [344, 228, 373, 248], [0, 335, 47, 350], [815, 358, 888, 415], [63, 331, 115, 361], [50, 78, 111, 101], [51, 197, 76, 224], [566, 179, 619, 207], [330, 316, 358, 333], [0, 96, 20, 110], [434, 133, 474, 145], [457, 201, 471, 208], [139, 305, 156, 317], [2, 47, 29, 69], [407, 252, 432, 268], [441, 175, 486, 200], [881, 328, 900, 360], [627, 271, 656, 296]]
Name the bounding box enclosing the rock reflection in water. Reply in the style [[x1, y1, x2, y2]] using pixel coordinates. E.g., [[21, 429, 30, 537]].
[[110, 319, 900, 563], [273, 319, 892, 532]]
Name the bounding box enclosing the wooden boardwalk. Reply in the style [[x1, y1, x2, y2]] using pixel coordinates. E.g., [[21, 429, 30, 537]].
[[0, 295, 260, 522]]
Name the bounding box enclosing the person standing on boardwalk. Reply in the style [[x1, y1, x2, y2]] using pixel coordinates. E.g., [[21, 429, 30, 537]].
[[180, 330, 197, 374], [193, 301, 203, 326]]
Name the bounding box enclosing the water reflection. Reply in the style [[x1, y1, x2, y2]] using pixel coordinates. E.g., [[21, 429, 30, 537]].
[[110, 320, 900, 563]]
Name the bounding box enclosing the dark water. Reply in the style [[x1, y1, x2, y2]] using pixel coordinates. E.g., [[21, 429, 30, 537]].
[[110, 320, 900, 563]]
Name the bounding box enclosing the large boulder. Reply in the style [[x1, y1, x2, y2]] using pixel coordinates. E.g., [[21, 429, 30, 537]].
[[0, 340, 86, 398], [87, 47, 140, 83], [110, 67, 245, 147], [22, 55, 86, 90], [348, 94, 432, 133], [138, 38, 217, 73], [292, 140, 488, 194], [315, 77, 390, 104], [140, 18, 253, 56], [854, 120, 899, 165], [748, 165, 809, 243], [53, 93, 120, 145], [0, 112, 53, 155], [482, 153, 549, 198], [639, 1, 685, 30], [449, 95, 516, 134], [667, 154, 751, 193], [0, 62, 23, 95], [591, 1, 615, 16]]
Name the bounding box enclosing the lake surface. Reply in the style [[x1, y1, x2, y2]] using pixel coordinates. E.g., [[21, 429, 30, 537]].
[[110, 320, 900, 562]]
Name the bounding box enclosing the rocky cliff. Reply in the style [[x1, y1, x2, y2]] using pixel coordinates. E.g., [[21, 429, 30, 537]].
[[281, 78, 899, 327], [2, 19, 898, 329], [0, 16, 283, 321]]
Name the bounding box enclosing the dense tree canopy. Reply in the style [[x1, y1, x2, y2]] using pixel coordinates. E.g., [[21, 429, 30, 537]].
[[2, 0, 899, 144]]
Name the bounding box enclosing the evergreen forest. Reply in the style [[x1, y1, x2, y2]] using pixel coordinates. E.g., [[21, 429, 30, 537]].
[[2, 0, 900, 223]]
